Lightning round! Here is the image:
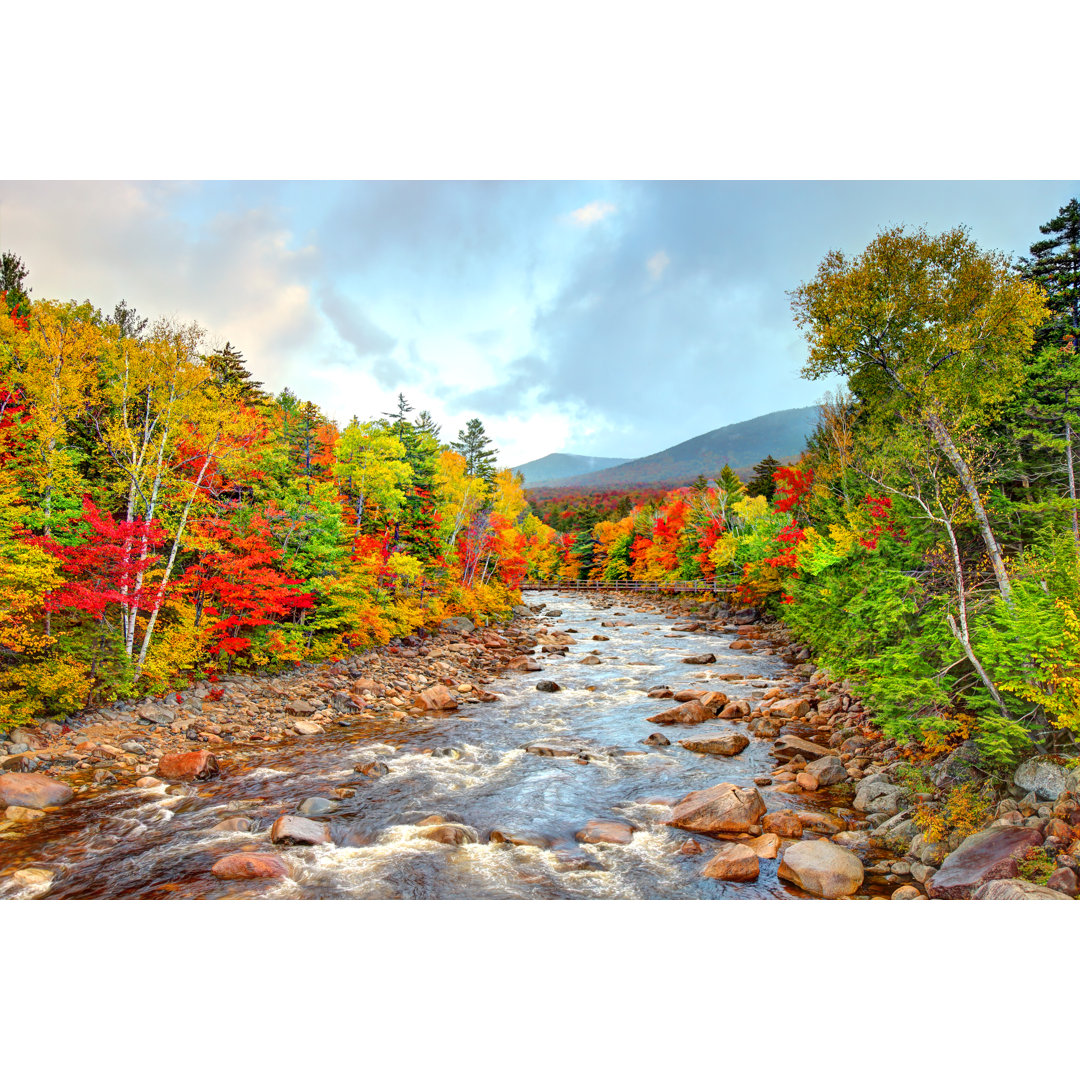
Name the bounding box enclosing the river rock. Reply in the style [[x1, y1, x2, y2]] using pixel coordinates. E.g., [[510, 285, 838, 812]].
[[210, 816, 252, 832], [489, 830, 550, 848], [667, 782, 767, 836], [641, 732, 671, 746], [701, 841, 760, 882], [285, 700, 317, 716], [355, 760, 390, 777], [0, 773, 75, 809], [413, 685, 458, 711], [762, 810, 803, 838], [972, 877, 1073, 900], [419, 824, 476, 845], [891, 885, 924, 900], [699, 691, 730, 713], [1045, 867, 1079, 896], [778, 839, 865, 898], [804, 754, 848, 787], [508, 656, 542, 672], [5, 805, 46, 822], [442, 616, 475, 634], [157, 750, 220, 782], [535, 681, 561, 693], [1013, 756, 1072, 801], [766, 698, 810, 719], [294, 720, 324, 735], [575, 820, 635, 845], [679, 733, 749, 757], [853, 776, 903, 815], [297, 797, 334, 816], [744, 832, 781, 859], [646, 701, 711, 726], [771, 735, 834, 763], [579, 655, 602, 665], [211, 853, 289, 880], [682, 653, 716, 665], [270, 815, 331, 845], [926, 826, 1043, 899]]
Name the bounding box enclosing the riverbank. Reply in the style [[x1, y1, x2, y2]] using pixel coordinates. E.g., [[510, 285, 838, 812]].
[[2, 588, 1077, 899]]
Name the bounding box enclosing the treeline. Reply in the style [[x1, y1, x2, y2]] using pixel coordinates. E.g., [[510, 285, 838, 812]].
[[525, 200, 1080, 771], [0, 259, 560, 725]]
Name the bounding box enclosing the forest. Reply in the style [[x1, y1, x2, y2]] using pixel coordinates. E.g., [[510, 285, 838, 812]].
[[0, 262, 565, 726], [520, 202, 1080, 772]]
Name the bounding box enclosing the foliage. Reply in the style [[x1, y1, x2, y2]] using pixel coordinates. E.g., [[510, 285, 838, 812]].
[[1017, 845, 1056, 885], [912, 782, 992, 844]]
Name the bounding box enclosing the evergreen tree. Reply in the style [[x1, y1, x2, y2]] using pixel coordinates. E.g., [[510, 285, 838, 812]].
[[451, 417, 498, 484], [569, 504, 600, 578], [207, 341, 269, 407], [691, 473, 709, 493], [1020, 197, 1080, 351], [0, 250, 30, 319], [718, 463, 745, 502], [745, 454, 780, 499], [109, 300, 148, 340]]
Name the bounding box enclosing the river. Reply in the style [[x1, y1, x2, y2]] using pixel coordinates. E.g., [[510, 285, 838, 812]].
[[0, 590, 869, 900]]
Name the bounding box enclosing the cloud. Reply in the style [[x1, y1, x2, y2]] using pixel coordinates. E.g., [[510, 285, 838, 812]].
[[646, 250, 670, 280], [319, 285, 397, 358], [570, 200, 616, 226]]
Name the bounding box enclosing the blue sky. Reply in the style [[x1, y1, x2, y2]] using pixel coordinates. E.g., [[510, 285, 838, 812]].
[[1, 180, 1076, 467]]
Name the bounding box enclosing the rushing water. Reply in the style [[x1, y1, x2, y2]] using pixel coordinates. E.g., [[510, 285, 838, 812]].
[[1, 591, 866, 900]]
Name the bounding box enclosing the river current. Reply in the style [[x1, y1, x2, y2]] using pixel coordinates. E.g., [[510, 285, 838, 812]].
[[1, 591, 857, 900]]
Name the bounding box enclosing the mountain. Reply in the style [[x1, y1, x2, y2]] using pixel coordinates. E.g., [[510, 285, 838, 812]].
[[511, 452, 633, 485], [527, 406, 820, 490]]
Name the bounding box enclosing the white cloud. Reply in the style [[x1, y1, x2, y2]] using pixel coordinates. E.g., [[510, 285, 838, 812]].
[[570, 200, 616, 226], [646, 249, 670, 280]]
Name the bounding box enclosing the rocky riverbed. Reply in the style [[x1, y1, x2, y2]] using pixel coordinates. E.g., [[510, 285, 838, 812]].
[[1, 590, 1078, 900]]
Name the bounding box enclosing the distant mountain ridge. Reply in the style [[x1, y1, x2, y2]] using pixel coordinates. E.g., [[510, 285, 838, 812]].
[[511, 452, 633, 485], [527, 406, 820, 490]]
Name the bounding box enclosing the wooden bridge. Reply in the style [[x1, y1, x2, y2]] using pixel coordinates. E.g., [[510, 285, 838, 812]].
[[522, 579, 716, 593]]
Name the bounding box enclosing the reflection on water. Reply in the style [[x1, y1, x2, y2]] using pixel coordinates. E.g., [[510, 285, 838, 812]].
[[0, 592, 848, 900]]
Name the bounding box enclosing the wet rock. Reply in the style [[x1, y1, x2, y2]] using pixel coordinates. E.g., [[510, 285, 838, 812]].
[[771, 735, 835, 763], [804, 755, 848, 787], [678, 839, 704, 855], [796, 772, 819, 792], [535, 681, 561, 693], [550, 845, 604, 872], [508, 656, 542, 672], [647, 688, 674, 699], [766, 698, 810, 719], [157, 750, 220, 782], [795, 810, 845, 836], [413, 685, 458, 711], [575, 820, 635, 845], [891, 885, 924, 900], [778, 839, 865, 898], [355, 760, 390, 777], [270, 815, 332, 845], [0, 774, 75, 809], [926, 827, 1043, 899], [762, 810, 803, 839], [701, 841, 760, 882], [135, 776, 163, 788], [285, 701, 317, 716], [297, 797, 334, 816], [579, 655, 602, 665], [12, 868, 54, 889], [699, 691, 730, 713], [1013, 757, 1072, 801], [673, 689, 705, 702], [420, 824, 476, 845], [972, 877, 1073, 900], [524, 742, 582, 757], [744, 832, 781, 859], [682, 653, 716, 665], [679, 732, 749, 757], [646, 700, 711, 726], [5, 805, 46, 822], [641, 732, 671, 746], [489, 830, 550, 848], [210, 817, 252, 832], [667, 782, 767, 837], [294, 720, 324, 735], [212, 853, 289, 880]]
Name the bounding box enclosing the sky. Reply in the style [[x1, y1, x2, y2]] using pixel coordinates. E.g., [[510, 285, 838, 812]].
[[1, 179, 1077, 468]]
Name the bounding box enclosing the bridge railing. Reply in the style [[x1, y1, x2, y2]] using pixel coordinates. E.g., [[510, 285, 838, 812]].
[[522, 579, 715, 593]]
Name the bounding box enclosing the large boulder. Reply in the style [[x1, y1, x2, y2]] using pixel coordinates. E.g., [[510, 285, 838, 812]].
[[646, 701, 711, 726], [766, 698, 810, 719], [667, 782, 766, 837], [805, 754, 849, 787], [972, 878, 1073, 901], [778, 839, 865, 899], [157, 750, 220, 782], [926, 827, 1043, 899], [270, 815, 332, 845], [442, 616, 475, 634], [679, 733, 750, 757], [701, 842, 760, 882], [772, 735, 835, 763], [1013, 756, 1072, 801], [853, 775, 903, 815], [0, 773, 74, 809]]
